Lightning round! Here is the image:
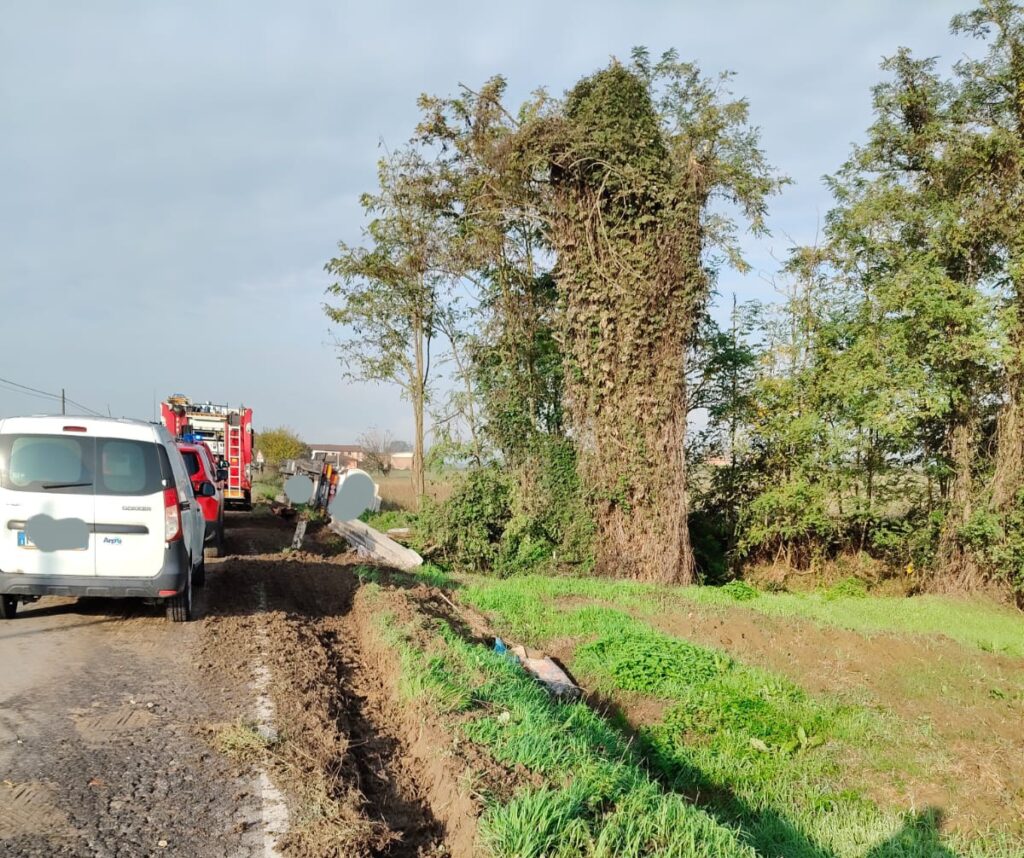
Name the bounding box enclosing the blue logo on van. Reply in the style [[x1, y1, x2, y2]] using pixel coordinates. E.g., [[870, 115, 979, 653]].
[[102, 536, 123, 545]]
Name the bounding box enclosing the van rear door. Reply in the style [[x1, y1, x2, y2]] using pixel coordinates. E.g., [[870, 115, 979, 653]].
[[0, 432, 96, 577], [93, 437, 170, 578]]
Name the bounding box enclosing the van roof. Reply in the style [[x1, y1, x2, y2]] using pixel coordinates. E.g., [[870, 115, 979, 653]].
[[0, 415, 165, 443]]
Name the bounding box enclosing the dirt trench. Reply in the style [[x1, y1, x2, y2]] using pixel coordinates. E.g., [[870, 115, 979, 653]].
[[199, 511, 481, 857]]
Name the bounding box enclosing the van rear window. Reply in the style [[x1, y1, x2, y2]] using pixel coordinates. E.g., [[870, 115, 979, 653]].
[[98, 439, 161, 495], [0, 434, 167, 496], [3, 436, 91, 493]]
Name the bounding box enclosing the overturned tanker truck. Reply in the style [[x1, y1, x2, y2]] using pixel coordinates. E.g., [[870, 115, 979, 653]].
[[279, 457, 422, 570]]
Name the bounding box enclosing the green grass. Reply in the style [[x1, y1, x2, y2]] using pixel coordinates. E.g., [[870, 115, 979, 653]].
[[460, 573, 1024, 658], [371, 603, 758, 858], [251, 473, 284, 503], [683, 587, 1024, 658], [353, 562, 454, 590], [457, 575, 1022, 857], [359, 508, 419, 532]]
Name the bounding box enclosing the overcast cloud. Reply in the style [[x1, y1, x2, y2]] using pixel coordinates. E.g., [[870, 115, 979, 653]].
[[0, 0, 968, 442]]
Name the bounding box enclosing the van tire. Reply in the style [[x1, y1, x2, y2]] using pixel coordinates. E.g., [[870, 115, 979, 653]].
[[193, 555, 206, 588], [0, 595, 17, 620], [165, 570, 192, 622]]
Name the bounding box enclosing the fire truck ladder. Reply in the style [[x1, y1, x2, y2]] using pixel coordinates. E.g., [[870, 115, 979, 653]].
[[226, 423, 243, 500]]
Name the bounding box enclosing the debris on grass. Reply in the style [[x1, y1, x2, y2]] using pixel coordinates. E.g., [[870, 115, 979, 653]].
[[494, 637, 582, 701], [330, 518, 423, 570]]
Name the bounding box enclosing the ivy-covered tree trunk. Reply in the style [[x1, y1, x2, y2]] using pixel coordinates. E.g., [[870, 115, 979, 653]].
[[938, 412, 981, 586], [991, 264, 1024, 511], [548, 66, 708, 585]]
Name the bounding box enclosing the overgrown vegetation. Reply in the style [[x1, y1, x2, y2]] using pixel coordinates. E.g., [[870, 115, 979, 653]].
[[687, 3, 1024, 597], [328, 3, 1024, 601]]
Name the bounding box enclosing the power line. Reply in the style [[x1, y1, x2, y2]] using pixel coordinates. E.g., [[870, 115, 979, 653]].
[[0, 376, 60, 399], [0, 375, 105, 417], [0, 381, 58, 404]]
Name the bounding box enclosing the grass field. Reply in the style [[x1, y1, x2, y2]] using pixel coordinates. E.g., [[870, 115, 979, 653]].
[[418, 573, 1024, 857], [457, 575, 1024, 659], [372, 469, 454, 509]]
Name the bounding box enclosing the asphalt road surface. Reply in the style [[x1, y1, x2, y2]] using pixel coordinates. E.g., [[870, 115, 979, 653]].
[[0, 551, 266, 857]]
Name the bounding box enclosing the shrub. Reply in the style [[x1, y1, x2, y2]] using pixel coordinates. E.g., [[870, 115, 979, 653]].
[[419, 465, 514, 573], [738, 477, 836, 566], [576, 631, 729, 695], [419, 438, 594, 576], [720, 580, 759, 601], [823, 576, 868, 600]]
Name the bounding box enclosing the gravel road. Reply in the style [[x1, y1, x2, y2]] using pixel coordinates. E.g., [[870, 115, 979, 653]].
[[0, 521, 268, 858]]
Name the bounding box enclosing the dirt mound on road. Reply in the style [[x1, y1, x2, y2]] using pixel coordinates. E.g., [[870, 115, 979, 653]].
[[199, 516, 483, 857]]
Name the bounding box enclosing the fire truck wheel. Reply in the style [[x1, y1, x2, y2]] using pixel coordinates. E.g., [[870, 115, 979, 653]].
[[204, 523, 224, 559], [193, 554, 206, 588], [242, 490, 252, 511]]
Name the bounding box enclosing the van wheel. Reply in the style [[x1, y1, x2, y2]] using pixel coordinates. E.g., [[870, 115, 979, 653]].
[[193, 554, 206, 588], [0, 595, 17, 620], [165, 570, 192, 622]]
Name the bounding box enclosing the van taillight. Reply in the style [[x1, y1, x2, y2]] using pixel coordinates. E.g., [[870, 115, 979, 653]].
[[163, 487, 182, 542]]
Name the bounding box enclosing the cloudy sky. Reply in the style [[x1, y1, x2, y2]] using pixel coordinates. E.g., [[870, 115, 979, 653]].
[[1, 0, 970, 442]]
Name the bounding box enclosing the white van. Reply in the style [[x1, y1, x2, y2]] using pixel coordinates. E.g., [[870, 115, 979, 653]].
[[0, 416, 210, 622]]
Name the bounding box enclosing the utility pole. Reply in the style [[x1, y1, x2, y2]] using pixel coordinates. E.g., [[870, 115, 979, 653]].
[[61, 388, 66, 416]]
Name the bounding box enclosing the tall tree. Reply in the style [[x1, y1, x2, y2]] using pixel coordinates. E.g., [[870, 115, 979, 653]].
[[418, 54, 781, 583], [256, 427, 309, 465], [951, 2, 1024, 513], [418, 79, 565, 463], [535, 53, 782, 584], [419, 79, 592, 571], [826, 49, 1000, 582], [325, 148, 453, 508]]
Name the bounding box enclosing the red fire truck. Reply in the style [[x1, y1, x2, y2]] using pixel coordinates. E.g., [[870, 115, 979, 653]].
[[161, 394, 255, 510]]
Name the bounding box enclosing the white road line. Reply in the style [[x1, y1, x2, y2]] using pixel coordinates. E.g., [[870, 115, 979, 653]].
[[253, 582, 288, 858]]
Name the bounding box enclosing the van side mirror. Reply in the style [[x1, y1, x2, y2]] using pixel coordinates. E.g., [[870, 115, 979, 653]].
[[198, 481, 217, 498]]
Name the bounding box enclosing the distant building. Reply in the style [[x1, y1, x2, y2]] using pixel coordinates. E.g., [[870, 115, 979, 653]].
[[310, 444, 364, 469], [389, 451, 414, 471]]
